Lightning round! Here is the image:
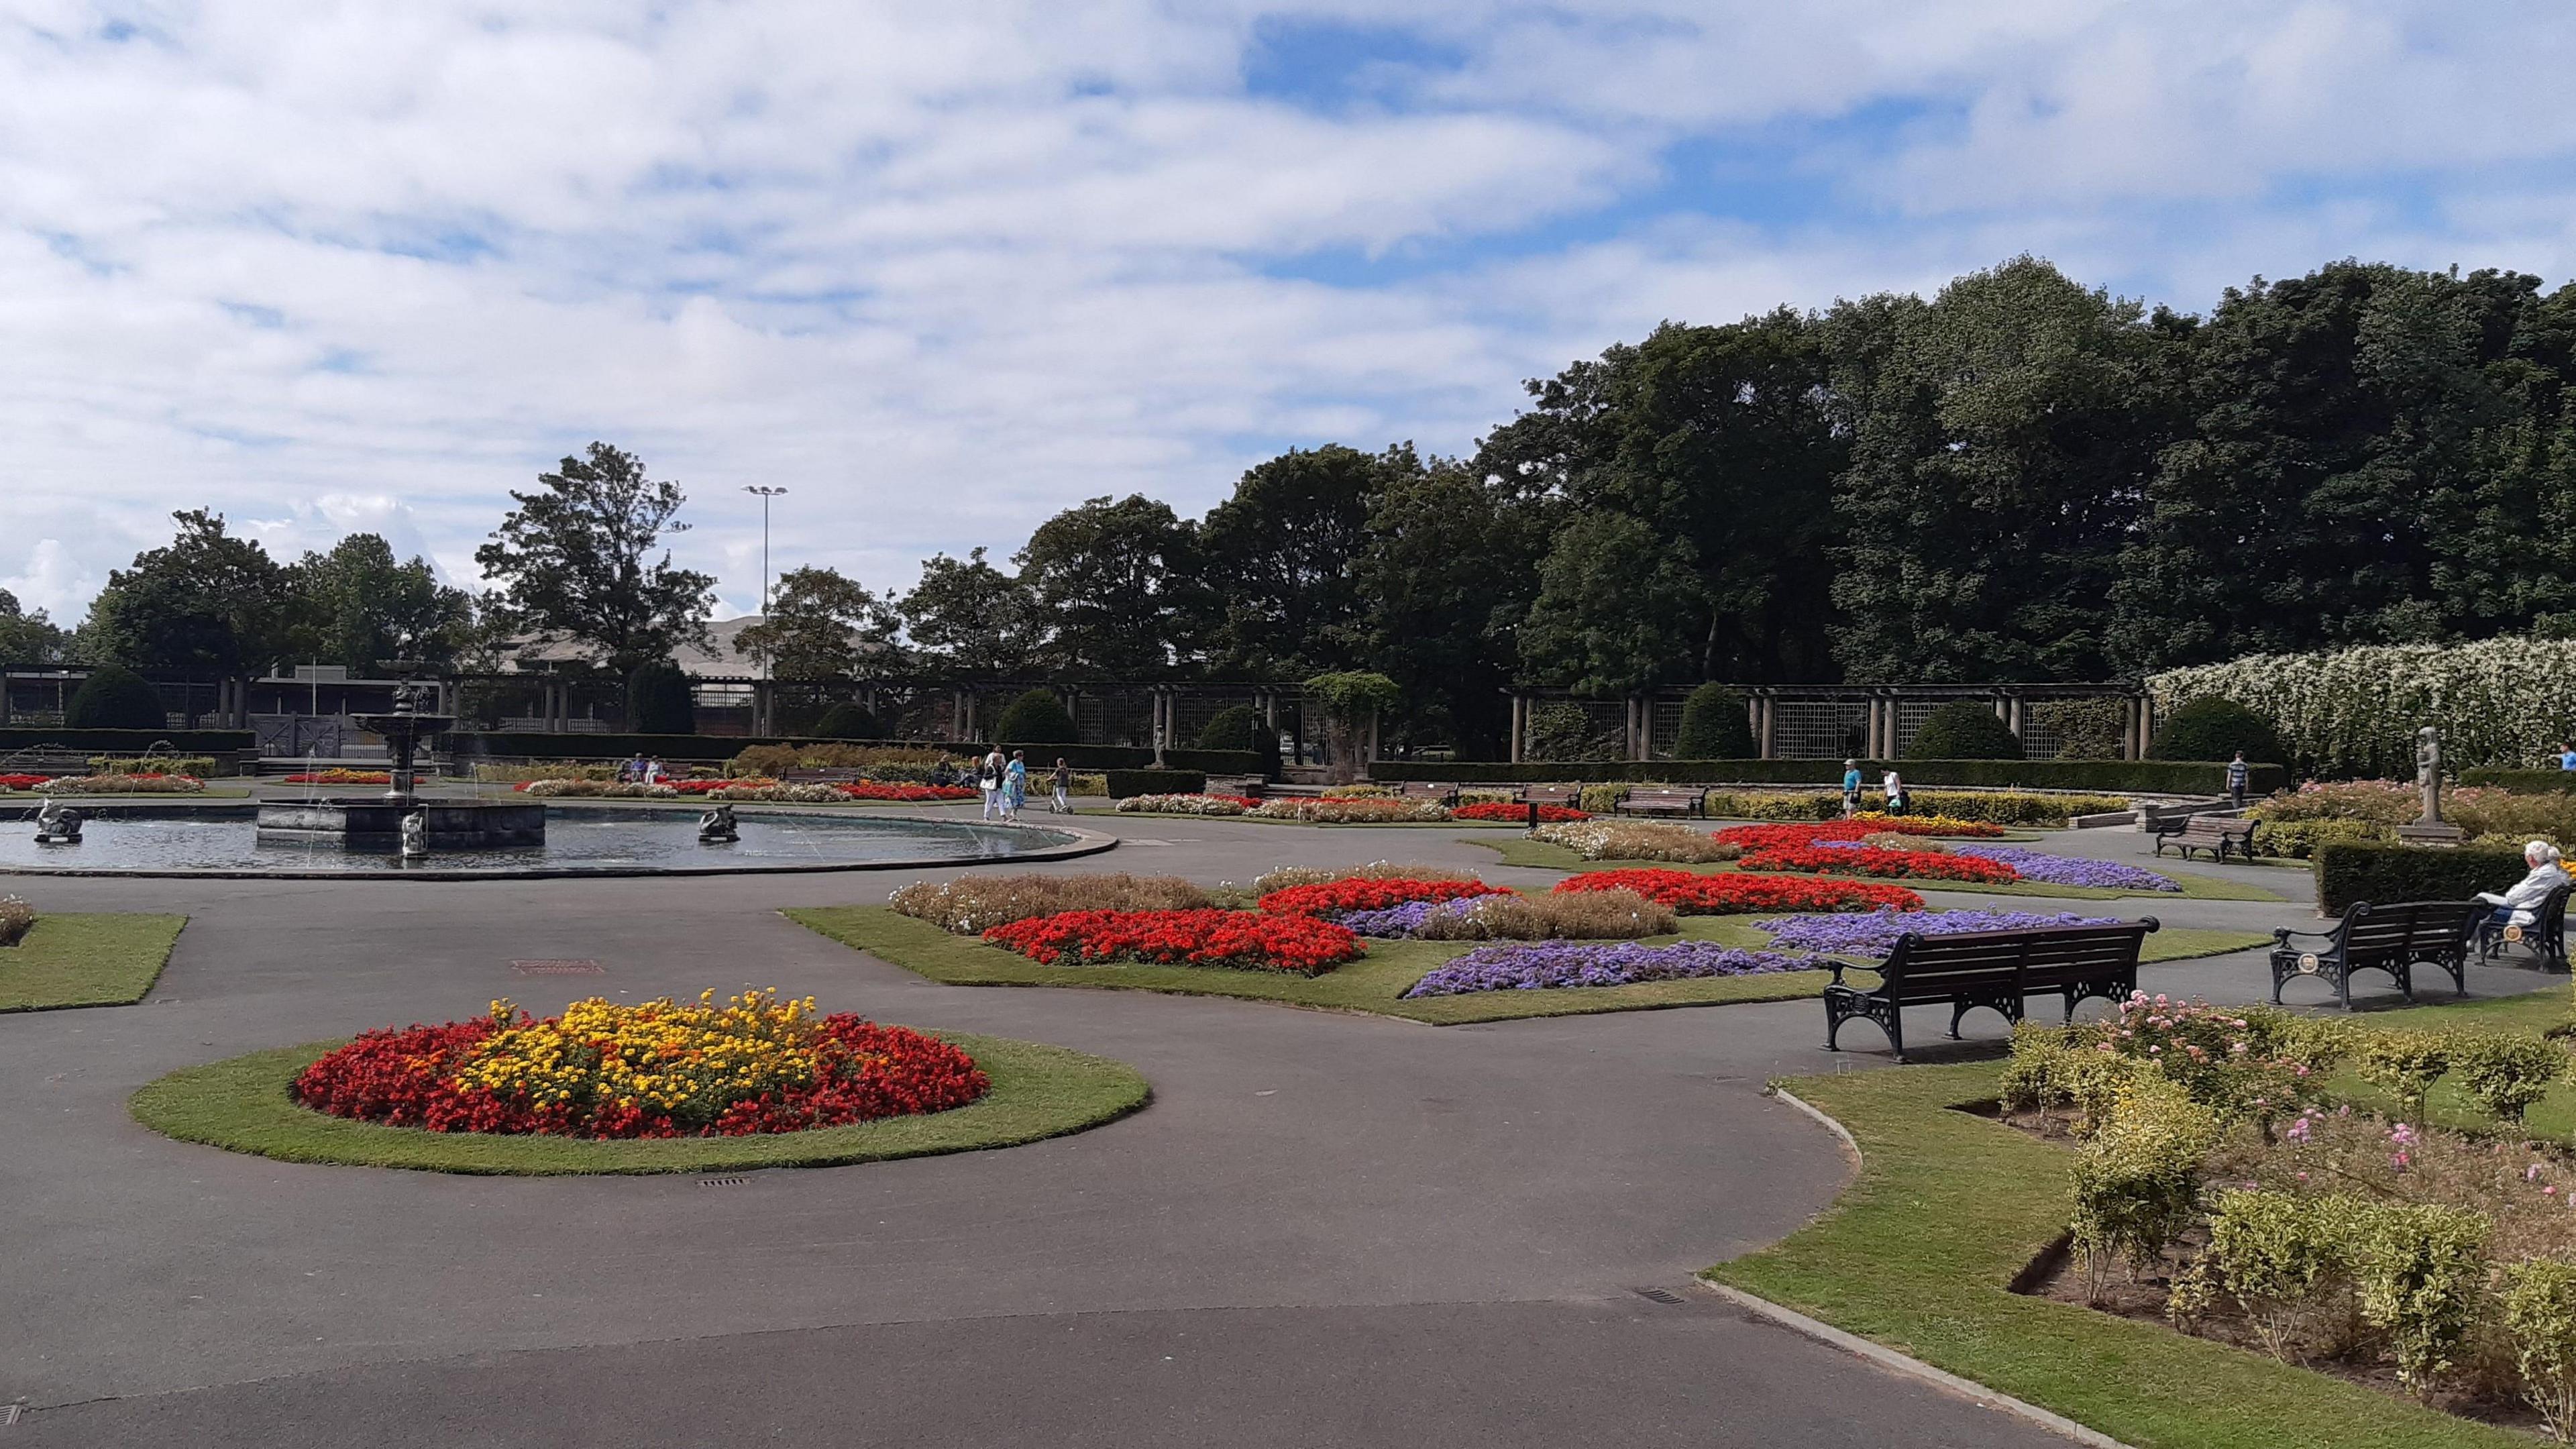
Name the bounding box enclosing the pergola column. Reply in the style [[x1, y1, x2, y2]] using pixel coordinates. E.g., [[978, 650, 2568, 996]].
[[1755, 691, 1776, 759], [1508, 693, 1529, 763]]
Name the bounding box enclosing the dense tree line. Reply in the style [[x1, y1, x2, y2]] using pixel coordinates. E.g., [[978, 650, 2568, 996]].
[[24, 255, 2576, 753]]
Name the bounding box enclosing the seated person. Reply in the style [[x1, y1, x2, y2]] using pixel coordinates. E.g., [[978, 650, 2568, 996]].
[[2478, 840, 2571, 929]]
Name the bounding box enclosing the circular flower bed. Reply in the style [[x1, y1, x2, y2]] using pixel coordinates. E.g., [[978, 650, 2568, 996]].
[[1737, 842, 2020, 883], [982, 908, 1362, 974], [1401, 941, 1827, 998], [1258, 875, 1509, 916], [1754, 907, 2123, 957], [1452, 801, 1589, 823], [1554, 868, 1923, 914], [290, 991, 988, 1138]]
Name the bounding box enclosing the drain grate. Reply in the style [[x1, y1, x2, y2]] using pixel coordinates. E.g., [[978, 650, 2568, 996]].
[[2, 1402, 22, 1426], [1631, 1287, 1685, 1306], [697, 1176, 749, 1187], [511, 959, 606, 976]]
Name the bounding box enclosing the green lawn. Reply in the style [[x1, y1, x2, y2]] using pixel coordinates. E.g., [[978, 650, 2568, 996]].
[[0, 913, 188, 1012], [786, 906, 2270, 1027], [1476, 837, 2285, 902], [129, 1030, 1147, 1175]]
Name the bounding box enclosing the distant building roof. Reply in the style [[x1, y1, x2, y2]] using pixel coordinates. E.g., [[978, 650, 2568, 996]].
[[499, 618, 883, 680]]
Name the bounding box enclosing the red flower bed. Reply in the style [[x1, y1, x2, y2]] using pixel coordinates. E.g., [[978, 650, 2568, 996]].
[[983, 908, 1362, 975], [1554, 869, 1923, 914], [1715, 818, 2006, 849], [289, 1008, 987, 1139], [1736, 843, 2019, 883], [1258, 876, 1512, 916], [0, 773, 52, 790], [839, 781, 979, 802], [1452, 801, 1589, 823], [283, 769, 392, 784]]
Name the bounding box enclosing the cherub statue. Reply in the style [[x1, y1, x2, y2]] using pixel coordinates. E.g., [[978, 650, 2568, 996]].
[[400, 810, 428, 857]]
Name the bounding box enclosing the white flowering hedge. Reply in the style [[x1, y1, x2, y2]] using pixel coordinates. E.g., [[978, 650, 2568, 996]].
[[2149, 635, 2576, 779]]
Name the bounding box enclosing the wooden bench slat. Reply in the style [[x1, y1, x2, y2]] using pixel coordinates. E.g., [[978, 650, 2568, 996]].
[[1825, 920, 2156, 1060], [2271, 899, 2477, 1010]]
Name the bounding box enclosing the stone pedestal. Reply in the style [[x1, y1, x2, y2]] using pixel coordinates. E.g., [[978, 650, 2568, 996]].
[[2396, 822, 2468, 848], [257, 798, 546, 849]]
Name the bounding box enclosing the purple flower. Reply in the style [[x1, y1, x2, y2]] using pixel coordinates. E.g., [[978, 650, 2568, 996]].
[[1400, 940, 1825, 998], [1754, 908, 2121, 957], [1328, 901, 1444, 937], [1951, 845, 2182, 892]]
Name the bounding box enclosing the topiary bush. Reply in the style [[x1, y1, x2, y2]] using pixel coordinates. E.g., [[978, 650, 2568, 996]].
[[2035, 697, 2130, 761], [810, 702, 883, 740], [991, 688, 1078, 745], [64, 664, 166, 731], [1905, 700, 2022, 761], [624, 659, 695, 736], [1194, 704, 1257, 751], [1672, 683, 1754, 759], [2149, 696, 2283, 765]]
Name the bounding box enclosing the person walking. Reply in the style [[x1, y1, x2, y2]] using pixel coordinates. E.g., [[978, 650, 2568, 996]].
[[1880, 767, 1907, 816], [1004, 751, 1028, 820], [1841, 759, 1863, 819], [2558, 741, 2576, 771], [2226, 750, 2251, 810], [978, 750, 1005, 821], [1050, 757, 1072, 814]]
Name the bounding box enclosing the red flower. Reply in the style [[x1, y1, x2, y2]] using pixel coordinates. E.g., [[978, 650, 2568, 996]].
[[1258, 877, 1511, 916], [983, 908, 1362, 975], [1554, 869, 1923, 914], [1735, 843, 2018, 883], [838, 781, 980, 802], [1452, 801, 1589, 823]]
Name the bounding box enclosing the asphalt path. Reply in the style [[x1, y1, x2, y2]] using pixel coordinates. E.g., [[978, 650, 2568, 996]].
[[0, 806, 2549, 1446]]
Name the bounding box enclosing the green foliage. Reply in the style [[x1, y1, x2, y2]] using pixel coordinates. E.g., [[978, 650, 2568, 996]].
[[1303, 669, 1399, 722], [2070, 1075, 2219, 1301], [1523, 701, 1621, 761], [808, 702, 883, 740], [2000, 1028, 2137, 1130], [2253, 817, 2392, 860], [2148, 696, 2284, 766], [2312, 841, 2528, 916], [1016, 494, 1202, 675], [2035, 697, 2130, 761], [2191, 1190, 2349, 1360], [2445, 1031, 2567, 1122], [990, 688, 1079, 745], [1105, 769, 1205, 799], [1906, 700, 2023, 760], [623, 659, 695, 737], [0, 894, 32, 948], [2356, 1030, 2453, 1122], [1672, 683, 1754, 759], [733, 567, 902, 680], [1193, 704, 1258, 751], [87, 755, 217, 778], [0, 588, 66, 665], [1351, 459, 1536, 758], [1375, 757, 2279, 794], [897, 548, 1041, 676], [1199, 443, 1396, 676], [292, 532, 473, 671], [2351, 1200, 2488, 1399], [474, 443, 714, 670], [64, 663, 166, 730], [2463, 769, 2576, 795], [83, 509, 299, 675], [1698, 788, 2132, 825], [2500, 1257, 2576, 1442]]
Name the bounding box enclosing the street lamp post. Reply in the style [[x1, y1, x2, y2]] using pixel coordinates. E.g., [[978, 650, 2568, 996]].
[[743, 485, 788, 731]]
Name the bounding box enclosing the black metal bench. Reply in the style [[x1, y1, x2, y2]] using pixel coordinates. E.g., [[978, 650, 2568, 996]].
[[2151, 814, 2257, 862], [1614, 786, 1705, 818], [1515, 784, 1582, 808], [2270, 899, 2479, 1009], [2472, 883, 2571, 972], [1824, 918, 2159, 1061]]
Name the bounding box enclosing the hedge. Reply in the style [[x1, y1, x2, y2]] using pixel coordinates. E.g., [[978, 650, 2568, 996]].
[[0, 728, 256, 755], [1105, 769, 1205, 799], [1367, 757, 2284, 795], [2459, 768, 2576, 794], [443, 732, 1260, 775], [2312, 840, 2528, 918]]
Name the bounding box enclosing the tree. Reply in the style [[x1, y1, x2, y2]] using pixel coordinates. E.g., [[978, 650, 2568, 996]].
[[990, 687, 1079, 744], [1352, 457, 1544, 757], [291, 533, 473, 672], [1829, 258, 2184, 681], [0, 589, 64, 665], [898, 548, 1042, 676], [82, 510, 301, 675], [1517, 511, 1706, 695], [733, 567, 902, 680], [1193, 704, 1259, 751], [474, 443, 713, 672], [65, 663, 166, 729], [1673, 683, 1755, 758], [1199, 444, 1402, 676], [1016, 495, 1203, 676], [1907, 700, 2022, 759], [2149, 697, 2284, 764], [1302, 670, 1399, 781], [625, 658, 695, 735]]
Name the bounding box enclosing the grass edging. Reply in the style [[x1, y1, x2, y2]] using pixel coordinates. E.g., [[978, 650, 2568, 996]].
[[128, 1030, 1148, 1176], [1704, 1065, 2525, 1449], [0, 913, 187, 1012]]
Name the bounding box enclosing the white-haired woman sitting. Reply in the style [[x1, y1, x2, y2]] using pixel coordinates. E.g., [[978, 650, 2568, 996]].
[[2478, 840, 2571, 930]]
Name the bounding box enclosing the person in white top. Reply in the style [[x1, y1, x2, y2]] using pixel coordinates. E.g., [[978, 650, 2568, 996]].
[[1880, 768, 1907, 816], [2479, 841, 2571, 928], [979, 750, 1007, 822]]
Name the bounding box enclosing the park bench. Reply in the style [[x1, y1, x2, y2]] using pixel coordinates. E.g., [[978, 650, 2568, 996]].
[[1613, 786, 1705, 819], [2269, 899, 2479, 1010], [1824, 918, 2159, 1061], [2149, 813, 2259, 862], [781, 767, 867, 785], [1387, 780, 1455, 806], [1515, 784, 1583, 808], [2471, 883, 2571, 972], [1208, 774, 1268, 800]]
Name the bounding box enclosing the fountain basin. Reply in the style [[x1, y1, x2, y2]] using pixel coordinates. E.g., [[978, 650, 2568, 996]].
[[256, 797, 547, 849]]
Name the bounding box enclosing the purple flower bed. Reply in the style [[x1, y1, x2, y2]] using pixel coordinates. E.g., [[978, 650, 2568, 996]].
[[1399, 941, 1825, 998], [1329, 900, 1445, 937], [1755, 908, 2122, 957], [1951, 845, 2181, 892]]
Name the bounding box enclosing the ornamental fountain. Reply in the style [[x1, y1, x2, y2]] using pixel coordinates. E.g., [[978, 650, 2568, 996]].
[[255, 665, 545, 852]]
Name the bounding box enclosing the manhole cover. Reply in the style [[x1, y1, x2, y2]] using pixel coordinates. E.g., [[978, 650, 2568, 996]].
[[511, 959, 606, 976]]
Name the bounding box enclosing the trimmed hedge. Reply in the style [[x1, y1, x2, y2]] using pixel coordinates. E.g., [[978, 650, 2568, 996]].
[[444, 731, 1260, 775], [1106, 769, 1205, 799], [0, 728, 255, 754], [1673, 684, 1755, 759], [1904, 700, 2022, 760], [1370, 757, 2284, 795], [990, 688, 1079, 745], [2312, 840, 2528, 918], [66, 664, 167, 730], [2460, 768, 2576, 794]]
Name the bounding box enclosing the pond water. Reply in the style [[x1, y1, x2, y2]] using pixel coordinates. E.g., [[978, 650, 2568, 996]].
[[0, 804, 1078, 877]]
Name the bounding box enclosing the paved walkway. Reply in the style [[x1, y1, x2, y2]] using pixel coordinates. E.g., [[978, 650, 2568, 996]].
[[0, 810, 2548, 1446]]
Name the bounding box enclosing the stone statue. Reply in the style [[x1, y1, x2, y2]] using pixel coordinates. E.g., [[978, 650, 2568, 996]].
[[698, 804, 740, 843], [32, 797, 83, 843], [2415, 726, 2444, 825], [399, 810, 428, 857]]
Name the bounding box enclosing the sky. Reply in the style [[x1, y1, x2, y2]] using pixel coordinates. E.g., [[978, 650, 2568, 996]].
[[3, 1, 2573, 623]]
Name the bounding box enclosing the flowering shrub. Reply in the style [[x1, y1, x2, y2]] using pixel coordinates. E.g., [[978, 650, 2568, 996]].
[[1534, 820, 1740, 863], [290, 991, 987, 1138], [1260, 875, 1509, 916], [1401, 940, 1825, 998], [1247, 797, 1451, 823], [283, 768, 391, 785], [1115, 793, 1256, 816], [1703, 789, 2131, 825], [1331, 890, 1676, 941], [519, 779, 681, 798], [39, 773, 204, 794], [1554, 869, 1923, 914], [1847, 812, 2008, 838], [0, 773, 53, 792], [1737, 842, 2021, 883], [890, 873, 1212, 933], [982, 909, 1362, 975], [1452, 800, 1589, 823], [1250, 861, 1467, 894], [1756, 908, 2121, 957], [1945, 844, 2179, 892], [0, 894, 33, 947]]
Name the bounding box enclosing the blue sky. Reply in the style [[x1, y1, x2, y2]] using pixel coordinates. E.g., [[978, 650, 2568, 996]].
[[1, 1, 2571, 624]]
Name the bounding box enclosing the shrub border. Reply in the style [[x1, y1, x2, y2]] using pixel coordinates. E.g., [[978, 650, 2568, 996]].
[[1368, 758, 2283, 795]]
